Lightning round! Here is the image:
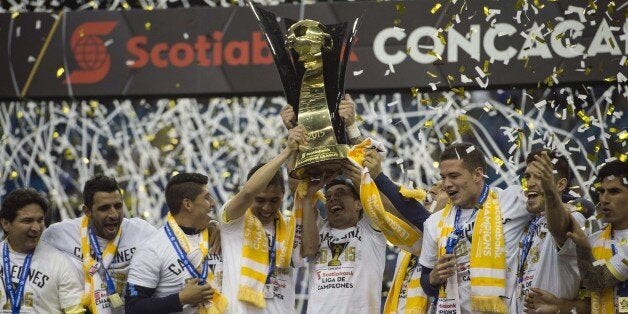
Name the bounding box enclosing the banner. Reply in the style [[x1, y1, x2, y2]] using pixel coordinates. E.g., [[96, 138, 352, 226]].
[[1, 0, 625, 98]]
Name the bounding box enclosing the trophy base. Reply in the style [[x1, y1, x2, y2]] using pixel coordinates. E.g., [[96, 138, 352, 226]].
[[327, 260, 342, 267], [290, 144, 349, 180]]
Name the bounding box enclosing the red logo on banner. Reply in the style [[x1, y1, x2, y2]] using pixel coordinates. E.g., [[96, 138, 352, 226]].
[[65, 21, 117, 85]]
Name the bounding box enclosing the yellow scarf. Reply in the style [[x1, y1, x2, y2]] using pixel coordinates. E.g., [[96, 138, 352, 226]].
[[437, 190, 507, 313], [80, 216, 122, 314], [383, 251, 428, 314], [590, 225, 617, 313], [165, 213, 228, 314], [349, 138, 423, 255], [399, 186, 427, 203], [237, 206, 297, 308]]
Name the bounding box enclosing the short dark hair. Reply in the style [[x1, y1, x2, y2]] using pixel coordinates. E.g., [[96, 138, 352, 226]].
[[246, 163, 285, 192], [1, 188, 49, 223], [525, 149, 571, 183], [440, 142, 487, 173], [83, 175, 120, 210], [165, 173, 209, 215], [598, 160, 628, 186], [325, 178, 359, 199]]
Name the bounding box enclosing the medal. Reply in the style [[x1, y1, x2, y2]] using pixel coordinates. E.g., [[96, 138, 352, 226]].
[[108, 293, 124, 308], [619, 297, 628, 313], [263, 284, 274, 299]]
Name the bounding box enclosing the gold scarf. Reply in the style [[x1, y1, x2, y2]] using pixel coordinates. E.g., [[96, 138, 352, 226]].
[[165, 213, 228, 314], [236, 208, 296, 308], [349, 138, 423, 255], [437, 190, 507, 313], [80, 216, 122, 314], [590, 225, 617, 314], [383, 251, 428, 314]]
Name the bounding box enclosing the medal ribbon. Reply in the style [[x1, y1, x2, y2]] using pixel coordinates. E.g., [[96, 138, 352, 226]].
[[517, 216, 542, 284], [448, 184, 489, 250], [2, 242, 33, 314], [164, 222, 209, 284], [88, 227, 119, 296]]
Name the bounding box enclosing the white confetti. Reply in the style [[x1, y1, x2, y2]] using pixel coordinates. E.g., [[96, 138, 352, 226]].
[[474, 66, 486, 78], [353, 70, 363, 76]]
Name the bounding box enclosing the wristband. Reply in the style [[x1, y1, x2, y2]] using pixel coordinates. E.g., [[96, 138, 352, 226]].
[[346, 123, 361, 138]]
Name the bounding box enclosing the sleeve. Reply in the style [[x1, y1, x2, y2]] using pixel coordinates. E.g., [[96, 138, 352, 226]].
[[608, 248, 628, 281], [57, 254, 85, 309], [420, 266, 440, 297], [418, 214, 439, 269], [218, 201, 246, 232], [126, 244, 161, 288], [124, 283, 183, 314], [373, 173, 430, 231]]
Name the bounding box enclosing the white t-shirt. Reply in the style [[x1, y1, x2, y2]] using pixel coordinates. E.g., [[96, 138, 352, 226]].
[[307, 215, 387, 314], [127, 226, 223, 314], [41, 217, 156, 313], [589, 227, 628, 311], [512, 210, 586, 312], [419, 186, 531, 314], [218, 203, 302, 314], [0, 241, 84, 313]]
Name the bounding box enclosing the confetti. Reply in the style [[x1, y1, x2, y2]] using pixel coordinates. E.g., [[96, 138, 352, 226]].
[[430, 3, 442, 14]]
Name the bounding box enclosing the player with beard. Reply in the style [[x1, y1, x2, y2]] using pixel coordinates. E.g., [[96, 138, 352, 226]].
[[525, 160, 628, 313], [509, 149, 586, 312], [42, 175, 157, 313], [1, 188, 85, 313]]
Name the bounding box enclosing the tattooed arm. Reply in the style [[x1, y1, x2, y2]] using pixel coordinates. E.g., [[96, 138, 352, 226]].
[[575, 244, 621, 290], [567, 215, 621, 290]]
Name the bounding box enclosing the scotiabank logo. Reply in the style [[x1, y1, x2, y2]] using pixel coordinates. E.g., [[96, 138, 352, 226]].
[[126, 31, 358, 68], [65, 21, 117, 85], [126, 31, 273, 68]]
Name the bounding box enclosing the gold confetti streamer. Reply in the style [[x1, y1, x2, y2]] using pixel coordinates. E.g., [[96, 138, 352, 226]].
[[56, 67, 64, 78], [395, 3, 406, 14], [410, 87, 419, 97], [492, 156, 504, 167], [428, 50, 443, 61], [431, 3, 442, 14]]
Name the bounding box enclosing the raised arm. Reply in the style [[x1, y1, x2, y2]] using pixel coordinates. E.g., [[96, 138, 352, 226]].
[[223, 125, 306, 222], [301, 177, 331, 259], [363, 149, 430, 230], [529, 151, 571, 245]]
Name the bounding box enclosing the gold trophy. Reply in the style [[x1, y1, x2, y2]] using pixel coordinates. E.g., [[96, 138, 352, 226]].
[[250, 4, 361, 179], [327, 240, 349, 267]]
